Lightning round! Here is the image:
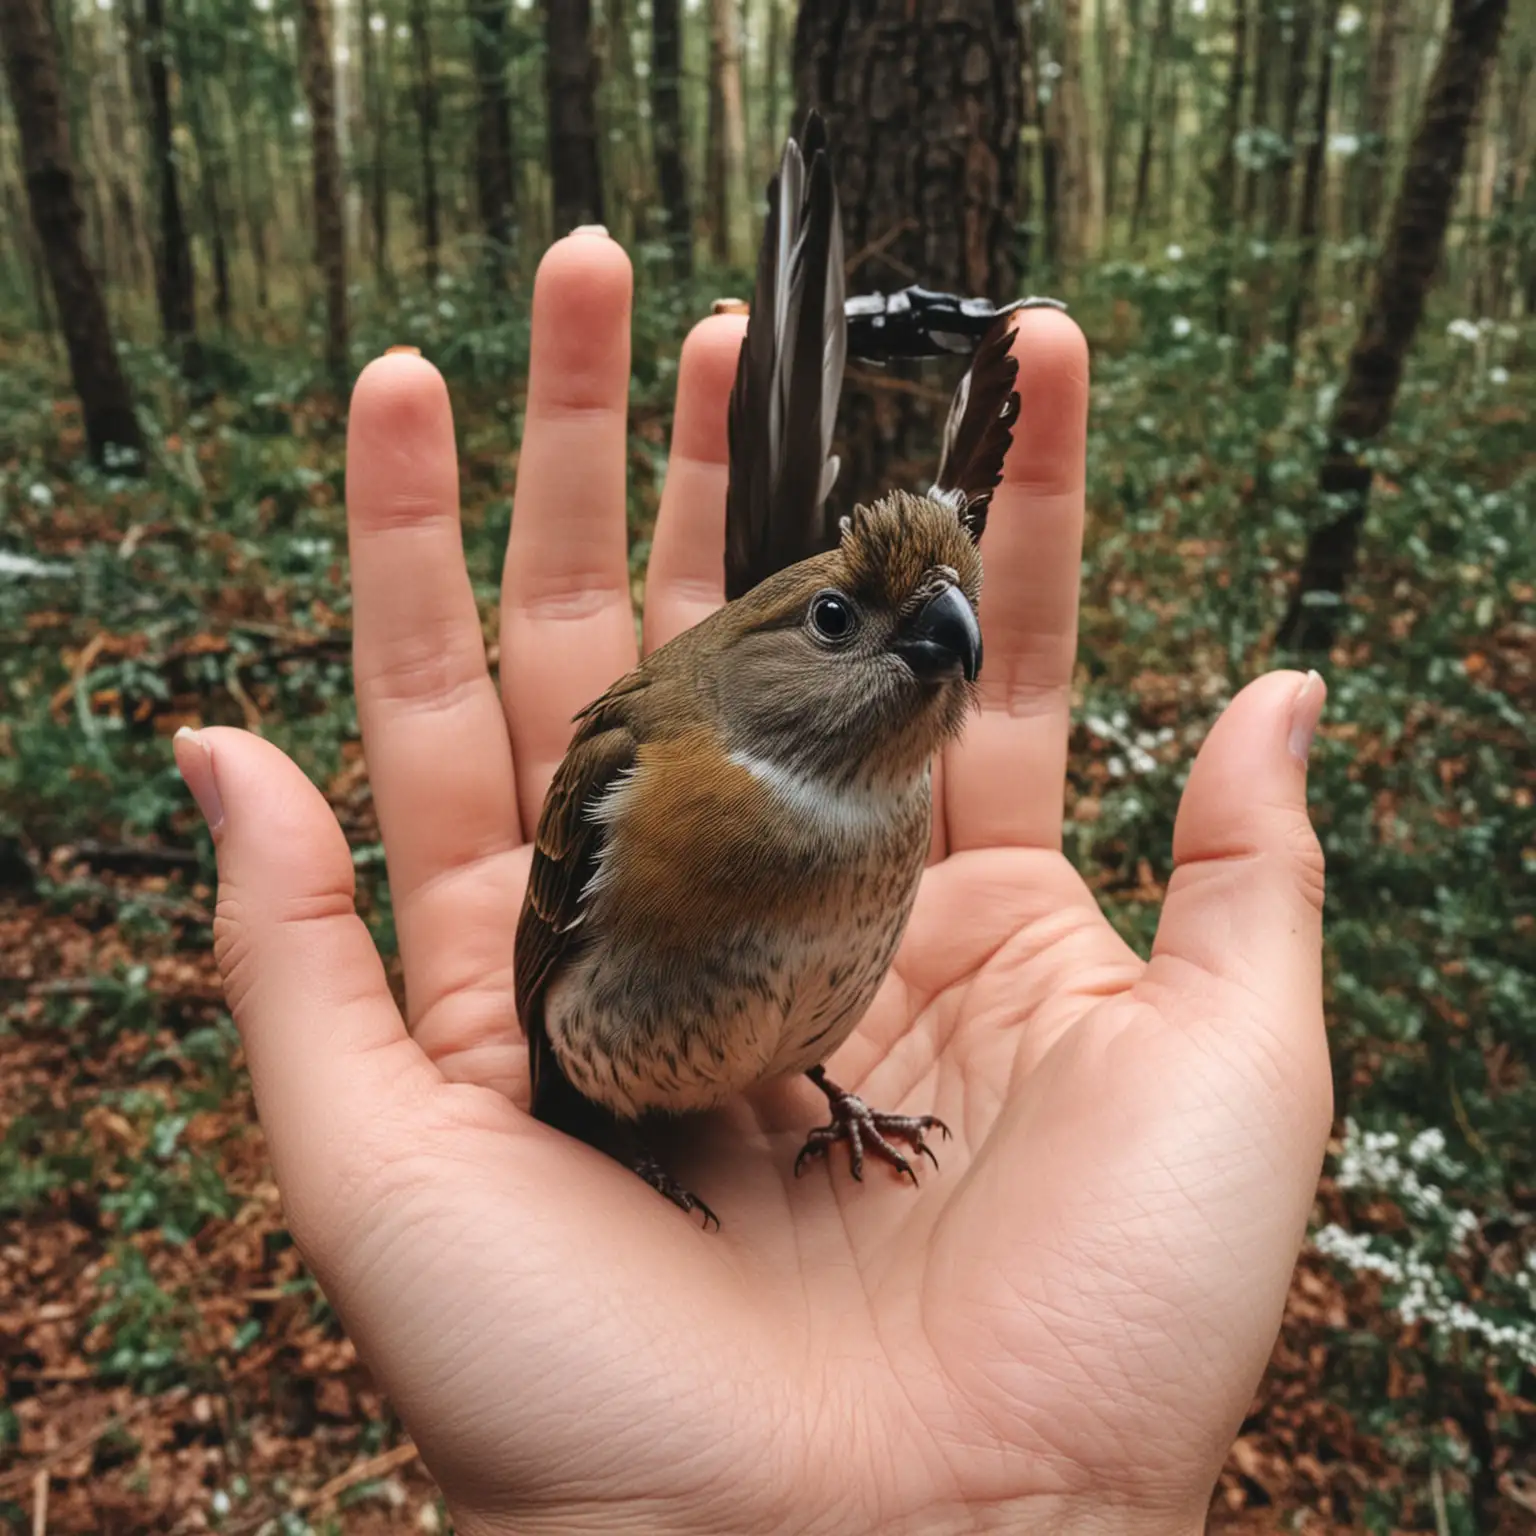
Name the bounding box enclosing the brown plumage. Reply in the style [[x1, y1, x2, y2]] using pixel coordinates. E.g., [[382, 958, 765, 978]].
[[515, 115, 1022, 1224]]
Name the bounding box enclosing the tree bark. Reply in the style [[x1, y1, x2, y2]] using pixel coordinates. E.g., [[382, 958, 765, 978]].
[[546, 0, 604, 233], [297, 0, 349, 382], [1211, 0, 1249, 332], [1129, 0, 1174, 242], [1359, 0, 1406, 243], [469, 0, 517, 292], [407, 0, 441, 285], [1267, 0, 1314, 242], [141, 0, 197, 362], [706, 0, 748, 264], [794, 0, 1022, 507], [1282, 0, 1342, 368], [1043, 0, 1097, 268], [359, 0, 392, 291], [0, 0, 145, 467], [175, 22, 233, 332], [1278, 0, 1511, 653], [650, 0, 692, 276]]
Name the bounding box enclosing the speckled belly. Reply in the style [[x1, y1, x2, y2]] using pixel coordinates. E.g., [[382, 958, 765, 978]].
[[543, 839, 927, 1120]]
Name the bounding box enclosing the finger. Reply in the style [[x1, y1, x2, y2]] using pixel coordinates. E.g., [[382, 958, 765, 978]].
[[1143, 671, 1331, 1115], [641, 313, 746, 652], [172, 727, 440, 1282], [502, 230, 637, 830], [346, 354, 526, 1080], [943, 309, 1090, 853]]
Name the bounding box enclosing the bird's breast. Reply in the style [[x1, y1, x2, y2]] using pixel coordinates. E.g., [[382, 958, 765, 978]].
[[541, 730, 931, 1118]]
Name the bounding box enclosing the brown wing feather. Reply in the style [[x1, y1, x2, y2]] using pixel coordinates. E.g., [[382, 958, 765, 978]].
[[515, 681, 644, 1126], [930, 316, 1022, 543]]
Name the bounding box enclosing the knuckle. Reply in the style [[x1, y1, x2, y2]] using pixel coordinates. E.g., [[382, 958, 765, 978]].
[[1284, 815, 1328, 914]]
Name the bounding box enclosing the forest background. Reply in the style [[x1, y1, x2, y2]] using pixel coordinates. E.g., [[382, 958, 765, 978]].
[[0, 0, 1532, 1530]]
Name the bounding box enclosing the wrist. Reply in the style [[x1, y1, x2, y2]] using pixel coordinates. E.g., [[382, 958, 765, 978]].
[[452, 1493, 1206, 1536]]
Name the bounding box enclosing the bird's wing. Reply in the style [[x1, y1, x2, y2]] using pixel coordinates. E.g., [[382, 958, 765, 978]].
[[723, 110, 848, 601], [515, 677, 644, 1131], [928, 315, 1022, 544]]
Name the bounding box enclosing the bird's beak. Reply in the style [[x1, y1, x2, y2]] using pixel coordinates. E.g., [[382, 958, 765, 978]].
[[892, 585, 982, 683]]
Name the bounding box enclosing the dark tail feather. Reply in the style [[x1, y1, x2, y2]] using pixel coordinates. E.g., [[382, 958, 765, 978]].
[[724, 111, 847, 600], [929, 316, 1022, 544]]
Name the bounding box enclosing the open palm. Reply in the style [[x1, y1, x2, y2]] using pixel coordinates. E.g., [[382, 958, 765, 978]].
[[179, 232, 1332, 1536]]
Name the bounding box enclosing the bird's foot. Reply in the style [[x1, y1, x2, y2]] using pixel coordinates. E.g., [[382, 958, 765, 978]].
[[794, 1068, 951, 1185], [629, 1150, 719, 1231]]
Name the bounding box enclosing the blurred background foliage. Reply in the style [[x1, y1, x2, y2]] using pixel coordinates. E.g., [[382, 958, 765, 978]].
[[0, 0, 1532, 1530]]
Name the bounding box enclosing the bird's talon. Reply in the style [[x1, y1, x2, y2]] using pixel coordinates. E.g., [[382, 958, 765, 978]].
[[797, 1071, 950, 1189]]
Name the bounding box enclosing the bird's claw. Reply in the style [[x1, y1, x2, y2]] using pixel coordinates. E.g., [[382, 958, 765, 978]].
[[794, 1087, 950, 1187], [631, 1153, 720, 1230]]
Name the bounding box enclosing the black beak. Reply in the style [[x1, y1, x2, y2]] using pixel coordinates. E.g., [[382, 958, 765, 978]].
[[892, 585, 982, 683]]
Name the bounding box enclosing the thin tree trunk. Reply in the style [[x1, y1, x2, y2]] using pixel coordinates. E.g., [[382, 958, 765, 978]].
[[1283, 0, 1342, 369], [407, 0, 441, 285], [1359, 0, 1405, 243], [650, 0, 692, 276], [1278, 0, 1512, 653], [763, 0, 783, 182], [546, 0, 604, 232], [176, 28, 233, 332], [0, 0, 145, 466], [359, 0, 392, 292], [1045, 0, 1098, 267], [1240, 2, 1279, 230], [1130, 0, 1173, 242], [1268, 0, 1314, 242], [706, 0, 748, 264], [469, 0, 517, 293], [1098, 0, 1121, 234], [1212, 0, 1249, 332], [297, 0, 349, 382], [795, 0, 1022, 507], [141, 0, 198, 366]]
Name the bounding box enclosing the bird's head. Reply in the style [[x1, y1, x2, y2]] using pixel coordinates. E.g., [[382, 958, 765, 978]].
[[700, 491, 983, 790]]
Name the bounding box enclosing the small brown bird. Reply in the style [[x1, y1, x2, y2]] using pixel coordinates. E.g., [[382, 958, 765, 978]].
[[515, 114, 1021, 1225]]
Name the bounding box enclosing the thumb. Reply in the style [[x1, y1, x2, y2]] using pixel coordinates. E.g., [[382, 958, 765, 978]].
[[173, 726, 433, 1276], [1147, 669, 1330, 1098]]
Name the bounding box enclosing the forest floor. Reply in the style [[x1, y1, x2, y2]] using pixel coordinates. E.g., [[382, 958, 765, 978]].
[[2, 276, 1533, 1533]]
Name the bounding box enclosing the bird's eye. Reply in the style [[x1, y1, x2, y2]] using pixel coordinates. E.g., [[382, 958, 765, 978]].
[[808, 590, 857, 644]]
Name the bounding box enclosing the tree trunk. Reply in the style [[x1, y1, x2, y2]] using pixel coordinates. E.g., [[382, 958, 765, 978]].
[[1282, 0, 1342, 369], [1211, 0, 1249, 332], [1130, 0, 1173, 242], [297, 0, 349, 382], [794, 0, 1022, 508], [1278, 0, 1511, 654], [650, 0, 692, 276], [1097, 0, 1121, 233], [469, 0, 517, 293], [359, 0, 392, 292], [546, 0, 604, 233], [1043, 0, 1097, 268], [175, 25, 233, 332], [1240, 1, 1279, 230], [0, 0, 145, 467], [763, 0, 783, 180], [407, 0, 441, 285], [705, 0, 748, 264], [141, 0, 197, 365], [1267, 0, 1314, 242], [1359, 0, 1405, 243]]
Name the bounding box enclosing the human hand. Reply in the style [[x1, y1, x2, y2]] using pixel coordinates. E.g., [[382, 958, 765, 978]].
[[175, 230, 1332, 1535]]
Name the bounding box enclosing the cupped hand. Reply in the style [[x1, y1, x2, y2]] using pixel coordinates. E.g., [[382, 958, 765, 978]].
[[177, 231, 1332, 1536]]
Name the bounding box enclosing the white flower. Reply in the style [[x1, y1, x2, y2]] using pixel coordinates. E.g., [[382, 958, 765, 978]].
[[27, 482, 53, 508], [1187, 0, 1207, 13], [1165, 243, 1184, 262], [1170, 315, 1193, 339], [1337, 4, 1363, 34], [1329, 132, 1361, 157], [1489, 366, 1510, 384], [1447, 318, 1480, 342]]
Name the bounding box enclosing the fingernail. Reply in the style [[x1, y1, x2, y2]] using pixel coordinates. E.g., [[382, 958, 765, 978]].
[[1287, 670, 1327, 763], [173, 727, 225, 838], [711, 296, 749, 315], [384, 344, 421, 357], [569, 223, 609, 238]]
